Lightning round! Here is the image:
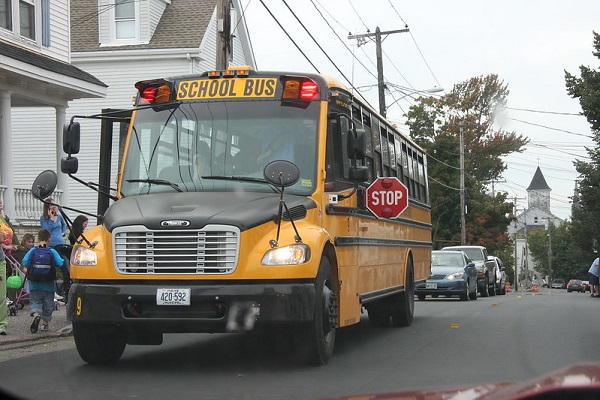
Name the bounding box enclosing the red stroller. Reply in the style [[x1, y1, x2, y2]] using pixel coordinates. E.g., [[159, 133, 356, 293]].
[[5, 250, 28, 316]]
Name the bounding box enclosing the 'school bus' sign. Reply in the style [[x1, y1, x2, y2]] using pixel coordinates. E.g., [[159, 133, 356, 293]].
[[365, 177, 408, 219], [177, 78, 277, 100]]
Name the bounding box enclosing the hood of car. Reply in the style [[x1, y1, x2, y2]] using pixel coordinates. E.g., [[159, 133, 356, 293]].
[[430, 266, 463, 277], [324, 362, 600, 400]]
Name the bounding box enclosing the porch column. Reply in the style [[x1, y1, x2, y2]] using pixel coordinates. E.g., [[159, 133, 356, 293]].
[[0, 90, 15, 219], [55, 104, 68, 206]]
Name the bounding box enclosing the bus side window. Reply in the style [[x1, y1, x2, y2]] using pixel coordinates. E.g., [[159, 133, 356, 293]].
[[325, 115, 353, 189], [325, 118, 338, 185]]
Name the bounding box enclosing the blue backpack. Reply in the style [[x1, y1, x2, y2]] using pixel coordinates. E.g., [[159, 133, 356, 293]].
[[27, 246, 56, 282]]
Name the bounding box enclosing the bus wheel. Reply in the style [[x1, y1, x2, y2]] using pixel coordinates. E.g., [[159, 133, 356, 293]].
[[296, 257, 337, 365], [73, 322, 127, 364], [391, 258, 414, 327]]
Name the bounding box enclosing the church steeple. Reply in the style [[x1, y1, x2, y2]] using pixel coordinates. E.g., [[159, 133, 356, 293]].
[[526, 166, 551, 212]]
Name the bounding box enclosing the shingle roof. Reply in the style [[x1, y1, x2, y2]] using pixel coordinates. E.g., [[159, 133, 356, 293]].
[[0, 39, 106, 87], [71, 0, 217, 52], [526, 166, 551, 191]]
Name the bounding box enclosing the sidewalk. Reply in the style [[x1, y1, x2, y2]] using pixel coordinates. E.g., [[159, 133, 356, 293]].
[[1, 298, 72, 347]]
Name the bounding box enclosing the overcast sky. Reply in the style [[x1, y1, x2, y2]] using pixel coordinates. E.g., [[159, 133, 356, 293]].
[[241, 0, 599, 220]]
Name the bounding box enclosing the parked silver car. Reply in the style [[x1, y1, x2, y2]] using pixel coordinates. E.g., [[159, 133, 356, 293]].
[[491, 256, 507, 295], [551, 278, 566, 289]]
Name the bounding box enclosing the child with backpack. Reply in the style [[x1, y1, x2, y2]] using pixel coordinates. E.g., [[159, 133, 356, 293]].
[[21, 229, 64, 333]]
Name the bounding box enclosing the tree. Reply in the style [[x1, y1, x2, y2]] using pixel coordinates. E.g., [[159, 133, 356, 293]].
[[527, 221, 585, 281], [406, 74, 528, 262], [565, 31, 600, 265]]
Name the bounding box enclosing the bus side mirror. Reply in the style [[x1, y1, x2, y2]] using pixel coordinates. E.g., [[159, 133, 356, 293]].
[[63, 122, 80, 155], [349, 166, 369, 182], [31, 170, 58, 200], [347, 128, 366, 160], [61, 156, 79, 174]]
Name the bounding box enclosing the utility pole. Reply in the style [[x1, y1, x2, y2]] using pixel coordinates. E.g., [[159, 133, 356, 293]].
[[548, 229, 552, 284], [460, 124, 466, 245], [216, 0, 231, 70], [348, 27, 409, 118], [512, 198, 525, 291]]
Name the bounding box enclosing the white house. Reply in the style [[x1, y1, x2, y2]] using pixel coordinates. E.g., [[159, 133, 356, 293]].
[[0, 0, 106, 227], [10, 0, 256, 227], [508, 166, 562, 286]]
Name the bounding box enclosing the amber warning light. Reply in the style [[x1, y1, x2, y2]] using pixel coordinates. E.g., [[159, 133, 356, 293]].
[[282, 78, 319, 101]]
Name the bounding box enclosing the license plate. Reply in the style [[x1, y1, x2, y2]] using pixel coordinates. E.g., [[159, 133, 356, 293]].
[[156, 288, 191, 306], [426, 282, 437, 289]]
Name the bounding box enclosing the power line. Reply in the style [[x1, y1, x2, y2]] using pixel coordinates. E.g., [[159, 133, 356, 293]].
[[257, 0, 321, 73], [508, 117, 594, 139], [385, 0, 442, 88], [507, 107, 583, 116], [280, 0, 355, 89], [307, 0, 378, 83]]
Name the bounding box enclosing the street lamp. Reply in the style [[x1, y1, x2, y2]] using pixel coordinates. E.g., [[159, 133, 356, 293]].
[[385, 84, 444, 114]]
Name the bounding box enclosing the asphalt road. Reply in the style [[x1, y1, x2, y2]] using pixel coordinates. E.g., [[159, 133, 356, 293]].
[[0, 289, 598, 400]]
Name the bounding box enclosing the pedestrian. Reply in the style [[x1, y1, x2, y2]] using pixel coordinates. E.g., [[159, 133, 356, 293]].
[[40, 199, 70, 298], [68, 215, 89, 245], [0, 200, 18, 255], [588, 256, 600, 297], [21, 229, 64, 333], [12, 233, 35, 264], [0, 230, 7, 335]]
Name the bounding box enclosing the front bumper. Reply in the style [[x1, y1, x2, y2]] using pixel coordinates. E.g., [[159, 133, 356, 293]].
[[67, 280, 315, 333], [415, 280, 468, 297]]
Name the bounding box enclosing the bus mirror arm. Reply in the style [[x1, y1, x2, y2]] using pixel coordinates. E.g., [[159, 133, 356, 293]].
[[66, 172, 119, 202], [263, 161, 302, 248], [55, 206, 96, 249], [40, 198, 98, 249]]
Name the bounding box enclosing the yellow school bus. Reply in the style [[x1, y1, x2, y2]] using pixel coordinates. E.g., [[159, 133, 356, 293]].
[[64, 67, 432, 365]]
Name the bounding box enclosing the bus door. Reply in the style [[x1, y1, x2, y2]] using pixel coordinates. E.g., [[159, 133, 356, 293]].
[[323, 112, 362, 326]]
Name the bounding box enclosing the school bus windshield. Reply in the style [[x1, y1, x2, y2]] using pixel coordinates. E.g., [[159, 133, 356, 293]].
[[120, 99, 319, 197]]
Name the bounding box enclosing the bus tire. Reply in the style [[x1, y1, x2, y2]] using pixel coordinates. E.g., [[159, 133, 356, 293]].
[[296, 257, 337, 365], [73, 322, 127, 364], [391, 258, 414, 327]]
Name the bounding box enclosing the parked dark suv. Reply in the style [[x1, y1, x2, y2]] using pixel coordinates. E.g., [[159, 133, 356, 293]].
[[441, 245, 497, 297]]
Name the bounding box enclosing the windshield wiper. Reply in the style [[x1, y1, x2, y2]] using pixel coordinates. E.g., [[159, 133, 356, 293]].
[[126, 179, 183, 192], [201, 176, 279, 192]]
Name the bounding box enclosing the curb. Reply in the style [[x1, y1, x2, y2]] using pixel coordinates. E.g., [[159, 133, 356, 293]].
[[0, 324, 72, 347]]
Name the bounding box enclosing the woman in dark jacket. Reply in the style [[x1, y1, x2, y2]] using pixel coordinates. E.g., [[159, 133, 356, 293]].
[[69, 215, 89, 245]]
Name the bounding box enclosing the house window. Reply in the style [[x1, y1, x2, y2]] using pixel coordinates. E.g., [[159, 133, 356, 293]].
[[0, 0, 12, 30], [115, 0, 136, 39], [19, 0, 34, 40]]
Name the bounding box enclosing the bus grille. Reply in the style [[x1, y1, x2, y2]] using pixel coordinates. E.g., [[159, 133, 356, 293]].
[[113, 225, 240, 274]]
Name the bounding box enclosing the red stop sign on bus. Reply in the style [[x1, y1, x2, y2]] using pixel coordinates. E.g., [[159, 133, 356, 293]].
[[365, 177, 408, 219]]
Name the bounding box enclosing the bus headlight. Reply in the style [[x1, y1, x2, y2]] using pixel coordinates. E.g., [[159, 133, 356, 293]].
[[71, 246, 97, 266], [261, 244, 310, 265]]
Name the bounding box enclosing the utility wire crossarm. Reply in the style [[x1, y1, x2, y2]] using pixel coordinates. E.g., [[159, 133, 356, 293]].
[[348, 27, 409, 117]]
